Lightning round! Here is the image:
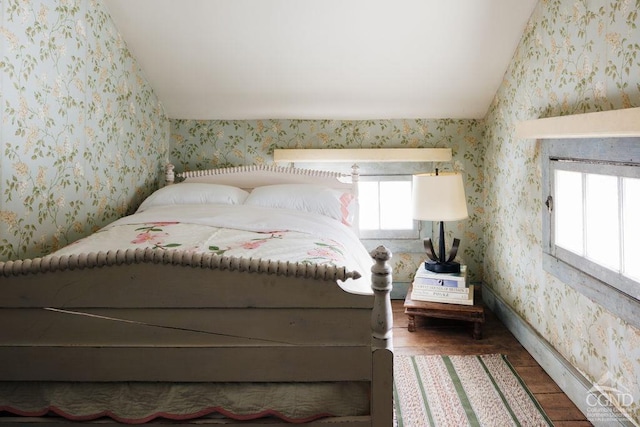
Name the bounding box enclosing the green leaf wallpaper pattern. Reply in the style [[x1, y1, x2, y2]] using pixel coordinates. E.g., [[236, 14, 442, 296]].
[[0, 0, 169, 260]]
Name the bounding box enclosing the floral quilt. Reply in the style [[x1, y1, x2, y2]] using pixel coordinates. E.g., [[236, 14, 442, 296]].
[[61, 221, 348, 268], [53, 204, 373, 289]]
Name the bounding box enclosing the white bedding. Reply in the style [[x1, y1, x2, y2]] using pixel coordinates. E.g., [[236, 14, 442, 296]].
[[54, 204, 373, 295]]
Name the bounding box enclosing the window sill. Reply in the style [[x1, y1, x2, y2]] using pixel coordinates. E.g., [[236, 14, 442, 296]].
[[542, 252, 639, 330]]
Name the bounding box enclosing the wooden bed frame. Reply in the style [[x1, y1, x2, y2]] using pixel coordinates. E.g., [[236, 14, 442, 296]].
[[0, 164, 393, 426]]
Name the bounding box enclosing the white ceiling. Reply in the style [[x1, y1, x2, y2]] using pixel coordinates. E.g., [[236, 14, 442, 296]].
[[103, 0, 538, 120]]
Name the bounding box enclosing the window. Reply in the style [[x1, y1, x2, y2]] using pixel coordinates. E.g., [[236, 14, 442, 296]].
[[358, 175, 419, 239], [542, 137, 640, 329]]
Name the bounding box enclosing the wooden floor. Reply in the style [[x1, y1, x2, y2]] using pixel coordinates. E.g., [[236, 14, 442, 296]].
[[392, 300, 593, 426]]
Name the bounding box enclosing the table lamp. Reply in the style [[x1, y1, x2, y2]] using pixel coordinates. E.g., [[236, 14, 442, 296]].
[[412, 170, 468, 274]]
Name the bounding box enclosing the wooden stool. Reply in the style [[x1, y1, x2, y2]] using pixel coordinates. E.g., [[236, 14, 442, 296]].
[[404, 285, 485, 339]]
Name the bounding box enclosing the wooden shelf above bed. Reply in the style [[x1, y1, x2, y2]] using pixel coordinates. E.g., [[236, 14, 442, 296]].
[[273, 148, 452, 163]]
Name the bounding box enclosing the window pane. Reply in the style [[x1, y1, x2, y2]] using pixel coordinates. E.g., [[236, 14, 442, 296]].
[[623, 177, 640, 281], [379, 181, 413, 230], [555, 170, 584, 255], [585, 173, 619, 270], [357, 176, 418, 238], [358, 182, 380, 230]]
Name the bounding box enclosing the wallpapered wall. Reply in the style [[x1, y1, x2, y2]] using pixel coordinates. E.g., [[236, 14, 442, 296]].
[[170, 118, 485, 283], [0, 0, 169, 261], [484, 0, 640, 421]]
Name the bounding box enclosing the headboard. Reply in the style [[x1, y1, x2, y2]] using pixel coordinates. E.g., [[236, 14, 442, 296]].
[[170, 164, 352, 189]]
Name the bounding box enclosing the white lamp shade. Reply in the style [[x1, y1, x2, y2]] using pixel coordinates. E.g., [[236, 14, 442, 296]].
[[412, 172, 469, 221]]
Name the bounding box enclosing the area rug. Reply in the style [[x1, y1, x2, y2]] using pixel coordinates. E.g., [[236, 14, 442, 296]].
[[393, 354, 553, 427]]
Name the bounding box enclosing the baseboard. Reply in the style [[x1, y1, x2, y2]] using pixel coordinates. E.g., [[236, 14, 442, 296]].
[[482, 286, 634, 427], [391, 281, 409, 300]]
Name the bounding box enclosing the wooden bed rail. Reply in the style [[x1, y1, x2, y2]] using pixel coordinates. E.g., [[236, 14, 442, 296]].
[[0, 247, 360, 282]]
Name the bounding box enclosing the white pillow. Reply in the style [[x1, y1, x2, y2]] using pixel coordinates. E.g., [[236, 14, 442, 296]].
[[137, 183, 249, 212], [244, 184, 356, 226]]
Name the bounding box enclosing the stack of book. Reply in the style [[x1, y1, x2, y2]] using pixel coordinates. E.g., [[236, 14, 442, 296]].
[[411, 264, 473, 305]]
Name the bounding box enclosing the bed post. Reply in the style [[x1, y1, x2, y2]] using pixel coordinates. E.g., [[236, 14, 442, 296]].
[[370, 245, 393, 427], [351, 163, 360, 193], [370, 245, 392, 350], [351, 164, 360, 233], [165, 163, 175, 185]]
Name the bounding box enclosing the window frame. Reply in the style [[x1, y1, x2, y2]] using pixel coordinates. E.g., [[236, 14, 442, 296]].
[[357, 174, 420, 240], [542, 137, 640, 329]]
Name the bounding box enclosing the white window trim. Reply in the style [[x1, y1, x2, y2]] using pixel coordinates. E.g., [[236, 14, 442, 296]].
[[542, 137, 640, 329]]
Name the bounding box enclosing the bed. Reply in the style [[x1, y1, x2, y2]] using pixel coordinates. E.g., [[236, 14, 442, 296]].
[[0, 164, 393, 426]]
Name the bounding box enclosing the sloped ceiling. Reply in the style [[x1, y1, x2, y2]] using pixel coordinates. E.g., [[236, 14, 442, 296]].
[[103, 0, 538, 120]]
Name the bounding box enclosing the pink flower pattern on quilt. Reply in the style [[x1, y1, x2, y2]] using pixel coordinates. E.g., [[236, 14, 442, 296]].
[[74, 222, 351, 269], [239, 232, 284, 250], [131, 222, 182, 250], [305, 242, 343, 264]]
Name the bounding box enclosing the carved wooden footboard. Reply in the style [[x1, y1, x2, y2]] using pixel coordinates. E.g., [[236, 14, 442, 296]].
[[0, 245, 393, 426]]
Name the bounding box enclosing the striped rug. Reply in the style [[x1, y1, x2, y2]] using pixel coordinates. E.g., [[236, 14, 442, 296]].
[[393, 354, 553, 427]]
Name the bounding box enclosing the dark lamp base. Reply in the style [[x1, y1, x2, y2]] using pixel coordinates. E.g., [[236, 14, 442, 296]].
[[424, 260, 461, 274]]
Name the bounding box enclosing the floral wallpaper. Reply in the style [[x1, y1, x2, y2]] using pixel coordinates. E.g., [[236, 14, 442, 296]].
[[484, 0, 640, 422], [0, 0, 169, 261], [170, 118, 485, 283]]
